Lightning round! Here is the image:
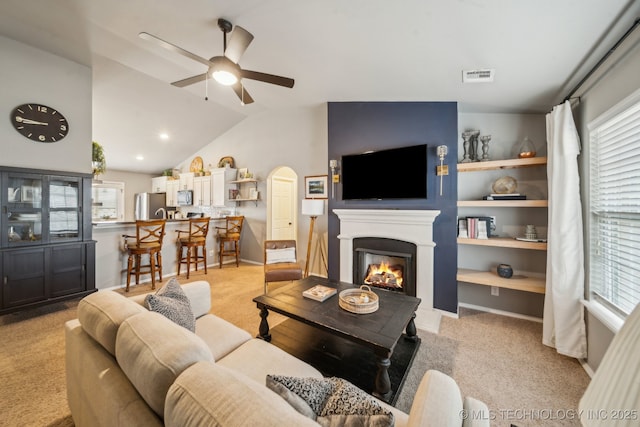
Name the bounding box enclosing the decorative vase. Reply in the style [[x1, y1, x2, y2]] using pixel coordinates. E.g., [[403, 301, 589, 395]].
[[517, 136, 537, 158], [497, 263, 513, 278]]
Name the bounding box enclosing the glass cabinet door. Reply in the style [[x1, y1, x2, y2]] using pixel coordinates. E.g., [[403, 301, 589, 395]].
[[5, 173, 44, 246], [49, 177, 81, 241]]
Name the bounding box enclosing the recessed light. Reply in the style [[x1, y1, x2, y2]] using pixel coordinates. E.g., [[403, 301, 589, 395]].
[[159, 133, 169, 140], [136, 155, 144, 161]]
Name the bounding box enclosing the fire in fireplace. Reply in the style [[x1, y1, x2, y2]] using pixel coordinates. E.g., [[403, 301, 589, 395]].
[[364, 260, 404, 289], [353, 237, 416, 296]]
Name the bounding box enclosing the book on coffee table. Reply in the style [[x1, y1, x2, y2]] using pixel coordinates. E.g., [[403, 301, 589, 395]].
[[303, 285, 337, 302]]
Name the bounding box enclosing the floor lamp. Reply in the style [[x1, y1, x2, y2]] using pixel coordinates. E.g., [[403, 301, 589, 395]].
[[302, 199, 324, 278]]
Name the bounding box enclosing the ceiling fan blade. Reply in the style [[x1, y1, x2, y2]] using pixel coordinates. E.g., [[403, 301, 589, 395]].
[[241, 70, 295, 88], [231, 83, 254, 105], [139, 32, 211, 67], [224, 26, 254, 64], [171, 73, 208, 88]]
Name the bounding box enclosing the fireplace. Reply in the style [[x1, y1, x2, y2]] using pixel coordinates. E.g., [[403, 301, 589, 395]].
[[334, 209, 441, 333], [353, 237, 416, 296]]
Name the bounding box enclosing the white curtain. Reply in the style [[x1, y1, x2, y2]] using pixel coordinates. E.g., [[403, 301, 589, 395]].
[[543, 100, 587, 359]]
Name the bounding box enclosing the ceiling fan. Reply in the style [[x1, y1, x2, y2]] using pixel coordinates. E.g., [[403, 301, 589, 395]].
[[139, 18, 294, 105]]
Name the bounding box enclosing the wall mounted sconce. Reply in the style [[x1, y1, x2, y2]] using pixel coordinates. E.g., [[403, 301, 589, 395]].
[[436, 145, 448, 196], [329, 159, 339, 198]]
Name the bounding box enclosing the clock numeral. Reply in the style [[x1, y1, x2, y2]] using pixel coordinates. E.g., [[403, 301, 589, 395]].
[[60, 124, 67, 131], [37, 106, 48, 113], [39, 135, 46, 141]]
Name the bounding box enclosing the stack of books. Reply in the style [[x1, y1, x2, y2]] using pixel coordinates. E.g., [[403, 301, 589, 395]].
[[303, 285, 337, 302], [482, 193, 526, 200], [458, 217, 494, 239]]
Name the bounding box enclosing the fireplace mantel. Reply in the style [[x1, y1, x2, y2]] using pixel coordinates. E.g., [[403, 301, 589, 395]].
[[333, 209, 441, 333]]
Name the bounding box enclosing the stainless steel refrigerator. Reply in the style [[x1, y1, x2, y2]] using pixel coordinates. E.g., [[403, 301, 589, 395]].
[[134, 192, 166, 220]]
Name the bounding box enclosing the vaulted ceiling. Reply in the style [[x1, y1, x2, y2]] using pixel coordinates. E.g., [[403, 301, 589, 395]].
[[1, 0, 638, 173]]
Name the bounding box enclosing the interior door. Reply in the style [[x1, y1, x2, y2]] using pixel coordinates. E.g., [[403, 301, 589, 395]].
[[271, 176, 296, 240]]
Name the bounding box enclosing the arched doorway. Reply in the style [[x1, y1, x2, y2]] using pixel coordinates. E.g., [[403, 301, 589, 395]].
[[266, 166, 298, 241]]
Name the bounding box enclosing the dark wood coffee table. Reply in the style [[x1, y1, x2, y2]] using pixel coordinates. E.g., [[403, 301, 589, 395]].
[[253, 276, 421, 402]]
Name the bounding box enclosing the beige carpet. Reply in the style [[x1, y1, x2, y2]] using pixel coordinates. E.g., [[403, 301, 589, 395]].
[[0, 264, 589, 426]]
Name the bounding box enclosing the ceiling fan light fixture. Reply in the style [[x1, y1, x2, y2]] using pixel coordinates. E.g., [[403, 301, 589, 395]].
[[210, 56, 240, 86], [212, 69, 238, 86]]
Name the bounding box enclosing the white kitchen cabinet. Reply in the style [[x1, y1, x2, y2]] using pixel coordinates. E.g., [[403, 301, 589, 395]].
[[151, 176, 169, 193], [211, 167, 237, 207], [179, 172, 194, 191], [165, 180, 179, 207], [193, 175, 212, 206]]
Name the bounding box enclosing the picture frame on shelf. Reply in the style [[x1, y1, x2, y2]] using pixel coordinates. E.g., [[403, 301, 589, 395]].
[[238, 168, 248, 180], [21, 185, 35, 202], [305, 175, 328, 199]]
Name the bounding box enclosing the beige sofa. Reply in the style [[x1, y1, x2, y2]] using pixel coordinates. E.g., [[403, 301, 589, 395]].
[[65, 280, 489, 426]]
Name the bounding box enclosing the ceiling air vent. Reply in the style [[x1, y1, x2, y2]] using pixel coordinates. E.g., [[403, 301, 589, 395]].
[[462, 69, 495, 83]]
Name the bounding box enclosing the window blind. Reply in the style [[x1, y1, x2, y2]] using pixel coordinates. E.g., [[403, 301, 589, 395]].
[[589, 94, 640, 316]]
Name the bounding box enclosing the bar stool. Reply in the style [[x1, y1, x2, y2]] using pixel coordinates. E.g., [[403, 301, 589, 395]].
[[122, 219, 166, 292], [176, 217, 210, 278], [215, 216, 244, 268]]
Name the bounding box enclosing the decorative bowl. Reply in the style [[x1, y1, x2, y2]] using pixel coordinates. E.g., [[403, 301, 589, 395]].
[[497, 264, 513, 278], [339, 285, 379, 314], [492, 176, 518, 194]]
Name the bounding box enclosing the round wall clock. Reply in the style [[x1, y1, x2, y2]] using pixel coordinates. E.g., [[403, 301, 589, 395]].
[[10, 103, 69, 143]]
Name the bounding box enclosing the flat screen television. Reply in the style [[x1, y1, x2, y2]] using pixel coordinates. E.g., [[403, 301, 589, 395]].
[[341, 144, 428, 200]]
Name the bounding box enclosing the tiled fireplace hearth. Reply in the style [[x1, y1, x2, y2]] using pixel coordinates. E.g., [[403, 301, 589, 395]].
[[333, 209, 441, 333]]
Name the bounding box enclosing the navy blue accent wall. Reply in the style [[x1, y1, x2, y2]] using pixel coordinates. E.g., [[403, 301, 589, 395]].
[[327, 102, 458, 313]]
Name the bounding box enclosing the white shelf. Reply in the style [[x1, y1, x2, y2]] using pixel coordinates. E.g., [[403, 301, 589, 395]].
[[457, 157, 547, 172], [457, 237, 547, 250], [457, 268, 546, 294], [458, 200, 548, 207]]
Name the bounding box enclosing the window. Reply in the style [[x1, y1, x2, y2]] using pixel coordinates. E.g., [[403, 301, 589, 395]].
[[588, 89, 640, 317], [91, 181, 125, 222]]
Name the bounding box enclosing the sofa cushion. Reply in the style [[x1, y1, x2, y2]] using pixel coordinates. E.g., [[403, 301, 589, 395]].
[[165, 361, 319, 427], [78, 290, 147, 356], [217, 338, 323, 383], [116, 311, 214, 418], [266, 375, 394, 427], [144, 277, 196, 331], [130, 280, 212, 318], [406, 370, 463, 427], [195, 314, 252, 361]]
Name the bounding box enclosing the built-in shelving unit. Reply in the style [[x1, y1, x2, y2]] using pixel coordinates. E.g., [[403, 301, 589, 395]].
[[457, 156, 548, 294]]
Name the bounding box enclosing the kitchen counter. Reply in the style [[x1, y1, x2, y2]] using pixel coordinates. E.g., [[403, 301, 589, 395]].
[[92, 217, 228, 228], [92, 217, 227, 290]]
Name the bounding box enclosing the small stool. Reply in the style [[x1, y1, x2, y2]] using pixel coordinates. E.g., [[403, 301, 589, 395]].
[[123, 219, 166, 292], [176, 217, 210, 278], [215, 216, 244, 268]]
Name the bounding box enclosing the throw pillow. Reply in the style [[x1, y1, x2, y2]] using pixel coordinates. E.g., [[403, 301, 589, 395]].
[[144, 277, 196, 332], [266, 247, 296, 264], [266, 375, 394, 427]]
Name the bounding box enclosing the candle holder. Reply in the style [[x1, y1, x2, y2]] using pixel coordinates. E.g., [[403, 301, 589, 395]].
[[480, 135, 491, 161]]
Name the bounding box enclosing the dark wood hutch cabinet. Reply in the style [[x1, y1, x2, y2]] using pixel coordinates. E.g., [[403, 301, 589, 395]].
[[1, 166, 95, 314]]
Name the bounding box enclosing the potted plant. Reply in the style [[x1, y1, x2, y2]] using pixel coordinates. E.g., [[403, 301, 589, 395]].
[[92, 141, 107, 178]]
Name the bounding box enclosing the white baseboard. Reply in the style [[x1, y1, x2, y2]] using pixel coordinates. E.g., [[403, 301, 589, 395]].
[[458, 302, 543, 323]]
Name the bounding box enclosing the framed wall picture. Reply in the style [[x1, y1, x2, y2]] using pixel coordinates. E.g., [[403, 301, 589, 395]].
[[237, 168, 248, 180], [305, 175, 328, 199]]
